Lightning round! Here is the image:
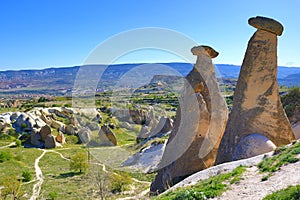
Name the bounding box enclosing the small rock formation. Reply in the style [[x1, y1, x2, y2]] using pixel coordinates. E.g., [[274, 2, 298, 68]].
[[137, 117, 173, 140], [40, 125, 52, 141], [0, 117, 7, 132], [13, 113, 35, 134], [30, 132, 43, 147], [50, 119, 65, 130], [78, 127, 92, 143], [65, 124, 76, 135], [129, 109, 147, 124], [150, 45, 228, 194], [56, 131, 66, 144], [98, 125, 117, 146], [215, 16, 295, 164], [44, 134, 56, 149], [233, 134, 276, 160], [120, 122, 133, 130]]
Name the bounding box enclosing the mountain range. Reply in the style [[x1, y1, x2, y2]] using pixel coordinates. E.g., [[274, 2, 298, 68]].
[[0, 63, 299, 96]]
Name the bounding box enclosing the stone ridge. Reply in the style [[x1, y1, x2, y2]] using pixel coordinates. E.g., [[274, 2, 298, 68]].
[[248, 16, 284, 36]]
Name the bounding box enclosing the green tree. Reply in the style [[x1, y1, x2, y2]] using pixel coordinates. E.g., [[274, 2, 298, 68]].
[[70, 152, 89, 173]]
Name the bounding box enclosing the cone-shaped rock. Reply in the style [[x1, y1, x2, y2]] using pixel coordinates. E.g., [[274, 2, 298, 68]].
[[215, 17, 295, 164], [150, 46, 228, 195]]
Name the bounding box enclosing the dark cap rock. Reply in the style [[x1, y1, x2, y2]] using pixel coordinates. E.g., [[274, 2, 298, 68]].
[[248, 16, 284, 36], [191, 45, 219, 58]]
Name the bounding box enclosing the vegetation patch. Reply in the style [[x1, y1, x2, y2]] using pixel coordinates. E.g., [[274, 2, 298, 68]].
[[156, 165, 246, 200], [263, 184, 300, 200], [258, 141, 300, 180]]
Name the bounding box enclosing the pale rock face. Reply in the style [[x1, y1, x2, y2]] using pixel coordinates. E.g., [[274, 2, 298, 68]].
[[215, 17, 295, 165], [150, 45, 228, 194], [292, 122, 300, 140], [122, 142, 166, 173], [233, 134, 276, 160]]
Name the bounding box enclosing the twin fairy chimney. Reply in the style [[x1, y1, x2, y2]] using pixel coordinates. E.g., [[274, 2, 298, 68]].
[[150, 45, 228, 194], [150, 16, 296, 195]]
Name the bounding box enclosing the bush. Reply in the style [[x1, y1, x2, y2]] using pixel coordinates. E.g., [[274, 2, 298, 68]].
[[15, 139, 22, 147], [65, 135, 79, 144], [22, 171, 32, 182], [48, 192, 58, 200], [0, 133, 14, 141], [109, 172, 133, 193], [70, 152, 89, 173], [7, 129, 19, 139], [0, 151, 12, 163], [263, 185, 300, 200], [1, 175, 24, 199]]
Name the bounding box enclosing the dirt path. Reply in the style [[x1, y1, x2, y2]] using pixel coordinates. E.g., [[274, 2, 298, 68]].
[[0, 141, 15, 149], [30, 149, 46, 200], [213, 161, 300, 200]]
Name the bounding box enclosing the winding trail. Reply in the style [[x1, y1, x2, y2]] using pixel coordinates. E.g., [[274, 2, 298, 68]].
[[0, 141, 15, 149], [30, 149, 46, 200]]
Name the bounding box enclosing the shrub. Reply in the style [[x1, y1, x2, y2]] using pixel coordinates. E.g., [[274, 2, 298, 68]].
[[15, 139, 22, 147], [22, 171, 32, 182], [0, 151, 12, 163], [7, 129, 19, 138], [0, 133, 14, 141], [48, 191, 58, 200], [65, 135, 79, 144], [1, 175, 24, 199], [263, 185, 300, 200], [109, 172, 133, 193]]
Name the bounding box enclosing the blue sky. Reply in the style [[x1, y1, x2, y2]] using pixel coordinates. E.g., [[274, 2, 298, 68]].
[[0, 0, 299, 70]]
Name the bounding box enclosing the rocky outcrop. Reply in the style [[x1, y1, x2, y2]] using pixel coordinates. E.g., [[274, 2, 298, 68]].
[[78, 127, 92, 143], [138, 117, 173, 140], [98, 125, 117, 146], [65, 124, 76, 135], [13, 113, 35, 134], [40, 125, 52, 141], [30, 132, 43, 147], [150, 45, 228, 194], [215, 16, 295, 165], [44, 134, 56, 149]]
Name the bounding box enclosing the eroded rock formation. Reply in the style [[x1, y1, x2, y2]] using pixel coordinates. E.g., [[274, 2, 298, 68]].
[[150, 45, 228, 194], [215, 16, 295, 164], [98, 125, 117, 146]]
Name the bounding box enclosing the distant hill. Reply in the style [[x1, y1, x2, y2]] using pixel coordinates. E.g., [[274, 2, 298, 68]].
[[0, 63, 299, 96]]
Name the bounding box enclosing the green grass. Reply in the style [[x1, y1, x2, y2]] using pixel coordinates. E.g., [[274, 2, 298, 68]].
[[156, 166, 246, 200], [0, 147, 40, 198], [257, 142, 300, 180], [263, 185, 300, 200]]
